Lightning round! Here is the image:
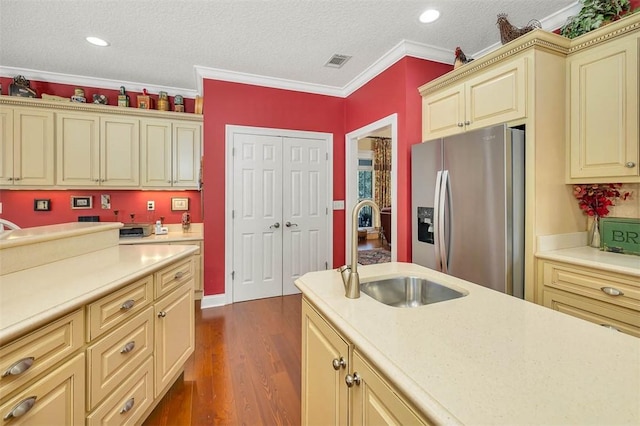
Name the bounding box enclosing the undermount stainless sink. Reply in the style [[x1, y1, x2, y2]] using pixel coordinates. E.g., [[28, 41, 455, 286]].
[[360, 276, 466, 308]]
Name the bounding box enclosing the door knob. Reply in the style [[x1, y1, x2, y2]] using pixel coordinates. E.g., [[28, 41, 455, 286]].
[[625, 162, 636, 168], [270, 222, 280, 229], [285, 221, 298, 228]]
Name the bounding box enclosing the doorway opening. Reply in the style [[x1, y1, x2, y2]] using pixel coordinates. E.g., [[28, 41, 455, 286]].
[[345, 114, 397, 266]]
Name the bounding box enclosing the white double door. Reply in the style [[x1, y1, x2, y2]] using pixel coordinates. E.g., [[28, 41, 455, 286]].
[[232, 130, 329, 302]]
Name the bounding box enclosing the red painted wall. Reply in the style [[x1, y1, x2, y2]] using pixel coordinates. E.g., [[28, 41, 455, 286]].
[[201, 80, 346, 296], [0, 189, 202, 228], [346, 57, 451, 262]]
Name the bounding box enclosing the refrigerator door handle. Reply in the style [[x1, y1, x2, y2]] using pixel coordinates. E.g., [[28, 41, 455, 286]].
[[439, 170, 450, 274], [433, 170, 443, 271]]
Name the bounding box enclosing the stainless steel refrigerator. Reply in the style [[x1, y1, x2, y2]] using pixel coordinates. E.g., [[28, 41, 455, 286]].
[[411, 124, 525, 298]]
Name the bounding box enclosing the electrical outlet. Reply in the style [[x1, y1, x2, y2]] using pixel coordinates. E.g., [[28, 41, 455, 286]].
[[147, 201, 155, 211]]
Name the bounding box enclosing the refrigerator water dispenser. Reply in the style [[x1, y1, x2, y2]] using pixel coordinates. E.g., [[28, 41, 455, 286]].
[[417, 207, 434, 244]]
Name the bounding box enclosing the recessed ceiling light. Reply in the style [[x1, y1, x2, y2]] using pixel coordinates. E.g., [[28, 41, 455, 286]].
[[419, 9, 440, 23], [86, 36, 110, 47]]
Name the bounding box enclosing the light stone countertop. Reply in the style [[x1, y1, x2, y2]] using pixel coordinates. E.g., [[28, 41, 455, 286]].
[[295, 262, 640, 425], [0, 244, 198, 345], [0, 222, 121, 247], [536, 246, 640, 276]]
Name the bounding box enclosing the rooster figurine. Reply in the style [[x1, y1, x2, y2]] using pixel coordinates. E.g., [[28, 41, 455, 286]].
[[497, 13, 541, 44], [454, 47, 473, 69]]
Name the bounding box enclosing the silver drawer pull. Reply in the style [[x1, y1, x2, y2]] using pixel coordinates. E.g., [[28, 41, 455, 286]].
[[3, 396, 37, 420], [600, 324, 621, 332], [120, 341, 136, 354], [2, 357, 35, 378], [601, 287, 624, 296], [121, 299, 135, 311], [120, 397, 135, 414], [174, 271, 185, 279]]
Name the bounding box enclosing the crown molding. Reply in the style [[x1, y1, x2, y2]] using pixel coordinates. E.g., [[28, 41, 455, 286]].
[[194, 65, 345, 97], [341, 39, 453, 97], [0, 66, 199, 98], [472, 1, 580, 59]]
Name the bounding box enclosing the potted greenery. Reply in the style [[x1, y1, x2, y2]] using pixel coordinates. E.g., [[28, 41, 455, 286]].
[[561, 0, 636, 38]]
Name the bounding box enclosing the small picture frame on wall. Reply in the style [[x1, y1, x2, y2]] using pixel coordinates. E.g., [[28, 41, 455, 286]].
[[71, 196, 93, 209], [34, 199, 51, 211], [171, 197, 190, 211]]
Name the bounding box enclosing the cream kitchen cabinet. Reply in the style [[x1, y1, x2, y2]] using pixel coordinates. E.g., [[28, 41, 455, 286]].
[[302, 298, 431, 426], [421, 56, 527, 140], [538, 259, 640, 337], [140, 119, 202, 189], [350, 349, 429, 425], [302, 298, 349, 426], [566, 27, 639, 182], [0, 106, 55, 187], [56, 112, 140, 187], [0, 310, 85, 425]]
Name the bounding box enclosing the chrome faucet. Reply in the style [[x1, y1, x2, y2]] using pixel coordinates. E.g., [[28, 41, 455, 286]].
[[338, 199, 381, 299]]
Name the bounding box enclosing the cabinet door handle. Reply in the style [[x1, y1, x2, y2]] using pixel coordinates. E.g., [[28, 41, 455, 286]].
[[120, 341, 136, 354], [345, 372, 361, 387], [600, 324, 621, 332], [625, 162, 636, 168], [457, 123, 464, 127], [464, 120, 471, 125], [120, 299, 135, 311], [174, 271, 185, 279], [14, 177, 21, 181], [7, 177, 13, 181], [2, 357, 35, 378], [158, 311, 167, 318], [3, 396, 37, 420], [601, 286, 624, 296], [119, 397, 135, 414], [332, 357, 346, 370]]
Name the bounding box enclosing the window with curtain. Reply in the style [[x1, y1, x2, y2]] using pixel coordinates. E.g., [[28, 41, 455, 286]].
[[358, 151, 374, 228]]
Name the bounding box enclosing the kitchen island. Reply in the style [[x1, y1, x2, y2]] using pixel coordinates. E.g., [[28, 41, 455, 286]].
[[296, 262, 640, 425], [0, 222, 199, 425]]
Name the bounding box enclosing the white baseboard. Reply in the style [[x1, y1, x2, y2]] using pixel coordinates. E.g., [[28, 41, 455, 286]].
[[200, 293, 227, 309]]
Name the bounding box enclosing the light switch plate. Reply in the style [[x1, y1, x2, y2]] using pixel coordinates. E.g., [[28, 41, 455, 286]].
[[333, 200, 345, 210]]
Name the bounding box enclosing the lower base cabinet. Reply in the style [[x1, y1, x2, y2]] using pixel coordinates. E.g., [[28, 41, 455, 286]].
[[302, 298, 431, 426], [0, 353, 85, 425], [0, 255, 195, 425], [538, 259, 640, 337]]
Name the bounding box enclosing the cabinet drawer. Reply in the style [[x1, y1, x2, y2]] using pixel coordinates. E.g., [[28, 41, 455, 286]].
[[543, 288, 640, 337], [87, 307, 154, 409], [0, 310, 83, 398], [87, 356, 154, 426], [543, 262, 640, 311], [87, 275, 153, 341], [154, 256, 194, 298], [0, 353, 85, 426]]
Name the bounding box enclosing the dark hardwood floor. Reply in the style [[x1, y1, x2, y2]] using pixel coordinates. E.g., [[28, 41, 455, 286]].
[[143, 295, 302, 426]]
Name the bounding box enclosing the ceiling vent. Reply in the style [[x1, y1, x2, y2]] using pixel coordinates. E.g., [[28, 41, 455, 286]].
[[325, 54, 352, 68]]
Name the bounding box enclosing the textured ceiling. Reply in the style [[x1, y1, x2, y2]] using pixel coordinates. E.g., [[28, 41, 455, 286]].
[[0, 0, 577, 96]]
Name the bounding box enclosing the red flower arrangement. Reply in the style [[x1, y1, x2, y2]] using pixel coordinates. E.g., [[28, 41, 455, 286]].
[[573, 184, 630, 217]]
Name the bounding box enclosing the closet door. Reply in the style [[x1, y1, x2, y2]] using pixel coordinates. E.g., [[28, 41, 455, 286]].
[[282, 137, 328, 295], [232, 133, 284, 302]]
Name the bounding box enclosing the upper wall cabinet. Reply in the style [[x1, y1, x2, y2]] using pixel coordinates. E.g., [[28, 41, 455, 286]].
[[56, 113, 140, 187], [0, 106, 55, 186], [566, 19, 640, 183], [0, 96, 203, 190], [140, 119, 202, 189], [421, 56, 527, 140]]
